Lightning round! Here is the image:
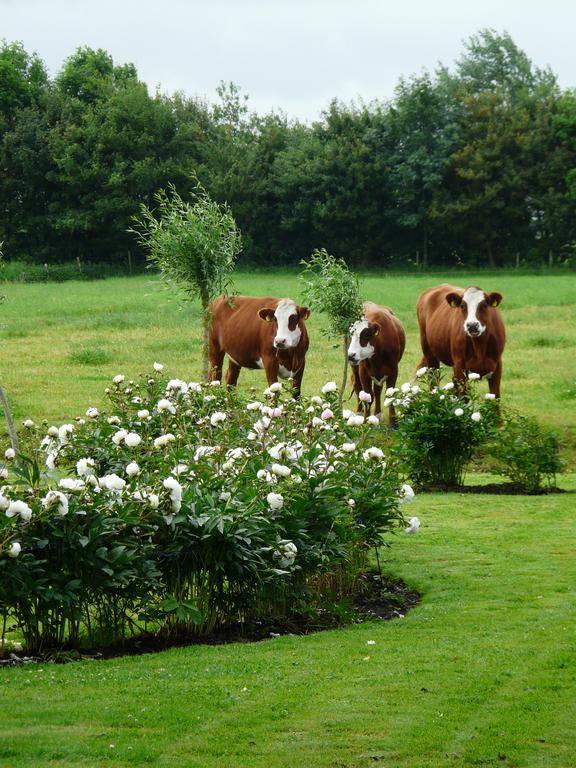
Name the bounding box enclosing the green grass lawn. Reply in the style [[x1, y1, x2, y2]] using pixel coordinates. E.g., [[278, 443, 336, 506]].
[[1, 477, 574, 768], [1, 271, 575, 767], [1, 271, 575, 461]]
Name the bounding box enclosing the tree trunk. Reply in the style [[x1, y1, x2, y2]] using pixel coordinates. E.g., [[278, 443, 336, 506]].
[[422, 225, 429, 268], [339, 335, 350, 407], [202, 305, 210, 382]]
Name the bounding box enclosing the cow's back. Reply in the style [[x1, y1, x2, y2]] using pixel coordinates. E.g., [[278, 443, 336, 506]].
[[210, 295, 276, 366], [417, 285, 462, 365], [364, 301, 406, 361]]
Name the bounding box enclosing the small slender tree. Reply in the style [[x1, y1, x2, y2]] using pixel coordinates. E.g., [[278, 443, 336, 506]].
[[132, 181, 242, 379], [299, 248, 363, 404]]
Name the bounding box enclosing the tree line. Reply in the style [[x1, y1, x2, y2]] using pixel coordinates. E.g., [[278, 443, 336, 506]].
[[1, 29, 575, 269]]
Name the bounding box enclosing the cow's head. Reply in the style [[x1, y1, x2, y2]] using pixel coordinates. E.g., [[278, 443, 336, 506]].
[[258, 299, 310, 349], [446, 287, 503, 338], [347, 318, 381, 365]]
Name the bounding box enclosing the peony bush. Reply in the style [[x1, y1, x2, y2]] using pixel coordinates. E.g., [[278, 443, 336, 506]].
[[0, 367, 413, 652], [391, 369, 500, 488]]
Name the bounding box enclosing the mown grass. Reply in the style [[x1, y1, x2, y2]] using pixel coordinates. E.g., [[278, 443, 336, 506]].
[[1, 477, 574, 767], [1, 271, 575, 462], [1, 271, 575, 766]]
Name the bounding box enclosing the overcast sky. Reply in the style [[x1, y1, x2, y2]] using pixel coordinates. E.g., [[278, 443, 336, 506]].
[[2, 0, 575, 120]]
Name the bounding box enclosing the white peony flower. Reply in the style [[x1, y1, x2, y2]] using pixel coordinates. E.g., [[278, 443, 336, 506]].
[[347, 498, 356, 507], [268, 382, 282, 393], [312, 417, 324, 427], [59, 478, 85, 491], [23, 419, 35, 428], [454, 408, 464, 417], [124, 432, 142, 448], [98, 474, 126, 492], [311, 396, 323, 406], [363, 447, 384, 461], [400, 484, 415, 503], [126, 462, 140, 477], [153, 362, 164, 371], [347, 415, 365, 427], [385, 387, 398, 396], [405, 516, 420, 534], [188, 382, 202, 393], [341, 442, 356, 452], [163, 476, 183, 513], [468, 372, 481, 380], [471, 412, 481, 422], [416, 367, 428, 377], [58, 424, 74, 445], [47, 426, 59, 437], [157, 398, 176, 415], [359, 390, 372, 403], [411, 385, 420, 395], [42, 489, 69, 516], [321, 381, 337, 394], [6, 500, 32, 521], [107, 416, 121, 425], [367, 415, 379, 426], [85, 407, 99, 418], [485, 393, 496, 400], [400, 382, 411, 394], [171, 464, 188, 476], [267, 492, 284, 510], [274, 540, 297, 569], [443, 382, 455, 391], [166, 379, 189, 395], [270, 407, 283, 418], [76, 457, 95, 478], [342, 408, 354, 419], [246, 401, 261, 411], [137, 409, 150, 419], [271, 463, 291, 478], [4, 448, 16, 460], [113, 374, 125, 384], [210, 411, 227, 426], [154, 433, 176, 449], [194, 445, 216, 461], [112, 429, 128, 446], [8, 542, 21, 558]]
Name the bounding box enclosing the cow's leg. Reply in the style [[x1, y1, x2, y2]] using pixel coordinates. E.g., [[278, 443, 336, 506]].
[[452, 360, 467, 396], [208, 334, 225, 383], [351, 366, 363, 412], [359, 367, 373, 416], [489, 360, 502, 399], [292, 363, 305, 400], [225, 360, 242, 388], [386, 366, 399, 427], [262, 357, 280, 387], [417, 327, 440, 372]]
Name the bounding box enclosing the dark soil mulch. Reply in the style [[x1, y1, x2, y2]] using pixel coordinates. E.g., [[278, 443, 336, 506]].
[[421, 482, 567, 495], [0, 574, 420, 665]]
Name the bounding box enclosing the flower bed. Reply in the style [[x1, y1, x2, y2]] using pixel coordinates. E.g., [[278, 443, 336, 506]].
[[0, 367, 414, 652]]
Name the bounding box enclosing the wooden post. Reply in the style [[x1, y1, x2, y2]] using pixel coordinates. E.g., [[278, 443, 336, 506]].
[[0, 384, 18, 453]]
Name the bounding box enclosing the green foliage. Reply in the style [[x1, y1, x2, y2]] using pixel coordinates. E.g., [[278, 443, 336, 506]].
[[133, 180, 240, 307], [393, 371, 499, 487], [490, 412, 563, 492], [299, 248, 363, 337], [0, 367, 409, 651]]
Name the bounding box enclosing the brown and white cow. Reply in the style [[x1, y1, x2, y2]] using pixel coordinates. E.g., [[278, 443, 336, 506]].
[[416, 284, 506, 396], [347, 302, 406, 425], [208, 295, 310, 396]]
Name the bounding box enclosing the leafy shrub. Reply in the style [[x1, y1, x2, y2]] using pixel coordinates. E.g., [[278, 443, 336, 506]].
[[490, 413, 563, 493], [68, 347, 113, 366], [0, 370, 413, 651], [1, 260, 146, 283], [392, 370, 499, 487]]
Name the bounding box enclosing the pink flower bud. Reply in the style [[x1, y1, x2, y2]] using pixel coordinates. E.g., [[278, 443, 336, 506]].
[[359, 390, 372, 403], [321, 408, 334, 420]]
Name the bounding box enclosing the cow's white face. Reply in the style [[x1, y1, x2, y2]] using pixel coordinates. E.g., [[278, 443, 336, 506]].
[[347, 319, 377, 365], [259, 299, 310, 349], [446, 287, 503, 338]]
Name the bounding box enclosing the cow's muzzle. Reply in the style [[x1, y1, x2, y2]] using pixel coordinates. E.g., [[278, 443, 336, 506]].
[[348, 354, 359, 365], [465, 322, 482, 337]]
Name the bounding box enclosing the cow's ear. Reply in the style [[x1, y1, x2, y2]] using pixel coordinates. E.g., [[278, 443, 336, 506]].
[[297, 306, 311, 321], [486, 292, 503, 308], [370, 322, 381, 337], [258, 308, 275, 322], [446, 292, 462, 308]]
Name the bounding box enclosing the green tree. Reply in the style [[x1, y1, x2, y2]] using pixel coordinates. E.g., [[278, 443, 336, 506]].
[[300, 248, 362, 403], [132, 181, 242, 377]]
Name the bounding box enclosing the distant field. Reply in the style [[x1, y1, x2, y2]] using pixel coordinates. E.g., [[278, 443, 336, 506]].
[[1, 270, 575, 462]]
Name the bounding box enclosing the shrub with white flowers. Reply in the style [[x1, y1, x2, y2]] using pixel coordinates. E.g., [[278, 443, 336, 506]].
[[0, 365, 411, 652], [392, 370, 499, 487]]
